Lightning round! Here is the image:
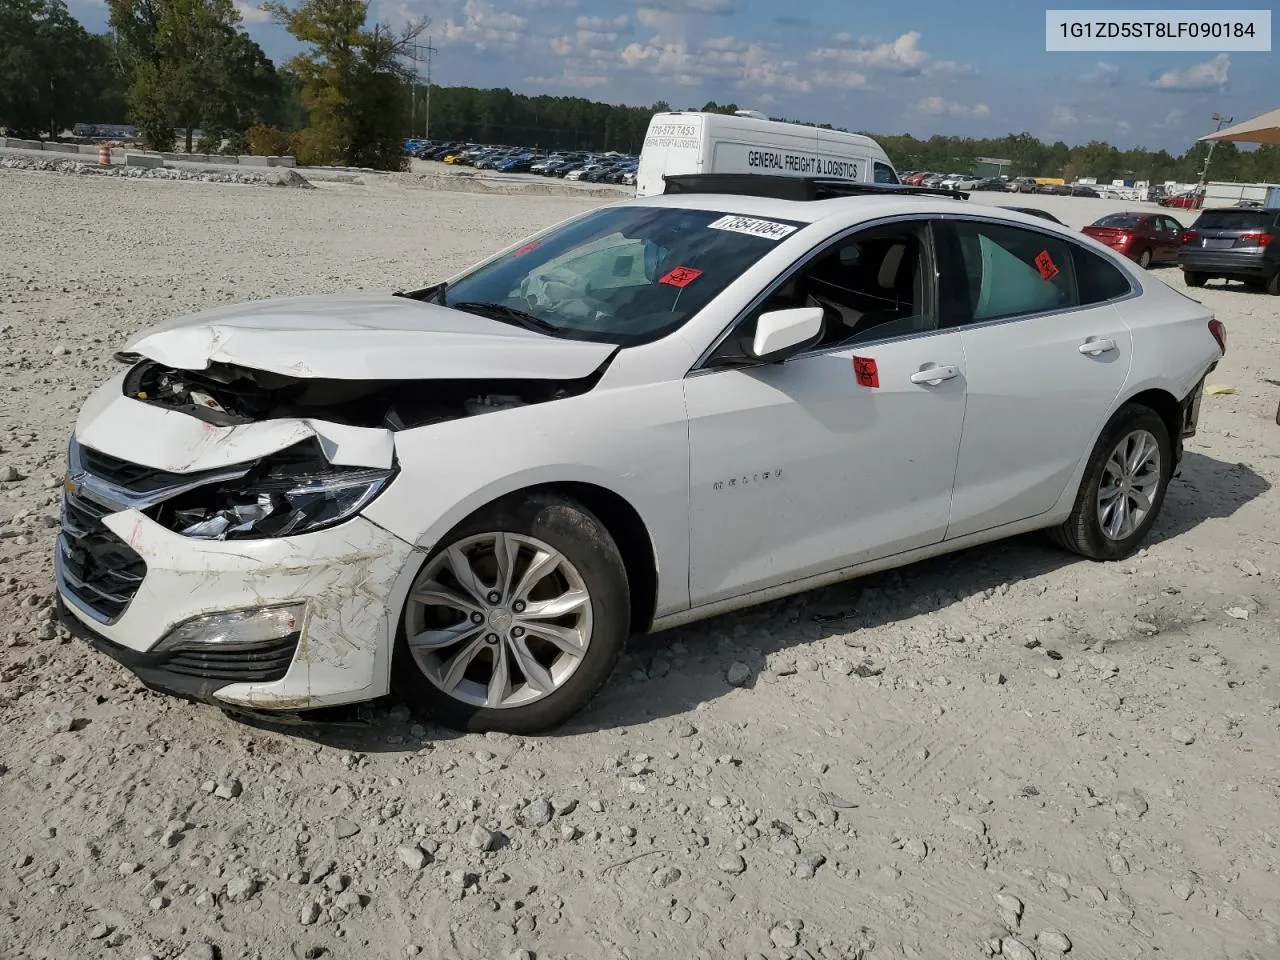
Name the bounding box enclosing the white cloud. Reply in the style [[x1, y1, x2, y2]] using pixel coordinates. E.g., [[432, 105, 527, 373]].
[[1155, 108, 1185, 129], [811, 31, 932, 74], [439, 0, 530, 50], [1050, 105, 1078, 125], [812, 69, 869, 90], [916, 96, 990, 118], [233, 0, 270, 23], [634, 7, 664, 27], [1150, 53, 1230, 92], [1080, 61, 1121, 86], [576, 13, 628, 30], [927, 59, 974, 77], [525, 68, 610, 88], [631, 0, 735, 13]]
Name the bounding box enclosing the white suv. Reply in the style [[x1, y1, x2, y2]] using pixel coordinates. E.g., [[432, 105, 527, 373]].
[[57, 176, 1223, 733]]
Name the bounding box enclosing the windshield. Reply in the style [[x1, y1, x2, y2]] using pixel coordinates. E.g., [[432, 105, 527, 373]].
[[438, 205, 804, 346], [1094, 214, 1141, 228]]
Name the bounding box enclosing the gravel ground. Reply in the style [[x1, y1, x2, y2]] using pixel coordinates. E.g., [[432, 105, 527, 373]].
[[1, 168, 1279, 960]]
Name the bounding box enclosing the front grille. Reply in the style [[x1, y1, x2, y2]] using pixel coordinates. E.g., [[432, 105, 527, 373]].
[[77, 445, 194, 494], [161, 636, 299, 683], [57, 487, 147, 622]]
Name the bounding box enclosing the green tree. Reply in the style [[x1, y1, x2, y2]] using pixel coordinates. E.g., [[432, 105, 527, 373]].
[[264, 0, 424, 170], [0, 0, 114, 138], [108, 0, 278, 151]]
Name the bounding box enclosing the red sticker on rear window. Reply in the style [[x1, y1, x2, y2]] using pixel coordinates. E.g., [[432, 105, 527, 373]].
[[1034, 250, 1059, 281], [513, 242, 540, 256], [853, 356, 880, 388], [659, 266, 703, 288]]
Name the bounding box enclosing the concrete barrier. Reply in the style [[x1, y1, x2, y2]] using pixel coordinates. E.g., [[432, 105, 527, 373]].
[[267, 156, 297, 168], [4, 138, 44, 150], [124, 153, 163, 169], [238, 155, 271, 167], [44, 143, 80, 154], [205, 155, 238, 166], [77, 144, 101, 155]]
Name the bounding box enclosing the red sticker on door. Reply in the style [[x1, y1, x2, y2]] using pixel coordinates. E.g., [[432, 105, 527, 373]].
[[853, 356, 880, 388], [659, 266, 703, 288], [1034, 250, 1060, 281], [513, 242, 540, 256]]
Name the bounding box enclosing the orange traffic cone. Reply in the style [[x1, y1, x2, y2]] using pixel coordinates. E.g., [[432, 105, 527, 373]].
[[98, 144, 110, 165]]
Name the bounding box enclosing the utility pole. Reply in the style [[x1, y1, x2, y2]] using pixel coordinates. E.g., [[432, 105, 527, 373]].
[[422, 36, 436, 140], [1197, 112, 1232, 195], [405, 42, 425, 138]]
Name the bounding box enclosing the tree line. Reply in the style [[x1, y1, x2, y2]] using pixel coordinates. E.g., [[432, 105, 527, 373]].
[[2, 1, 1278, 181]]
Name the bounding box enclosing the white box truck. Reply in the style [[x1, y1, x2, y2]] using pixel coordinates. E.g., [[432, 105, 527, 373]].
[[635, 110, 900, 198]]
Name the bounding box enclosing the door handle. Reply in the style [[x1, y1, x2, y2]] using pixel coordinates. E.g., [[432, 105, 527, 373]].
[[910, 363, 959, 385], [1079, 337, 1117, 355]]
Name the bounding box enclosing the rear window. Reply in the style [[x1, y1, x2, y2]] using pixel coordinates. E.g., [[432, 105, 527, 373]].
[[1193, 209, 1277, 231], [1093, 214, 1142, 228]]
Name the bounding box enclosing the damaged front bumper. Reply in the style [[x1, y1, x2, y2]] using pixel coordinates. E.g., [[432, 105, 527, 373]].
[[56, 509, 414, 709], [56, 375, 417, 710]]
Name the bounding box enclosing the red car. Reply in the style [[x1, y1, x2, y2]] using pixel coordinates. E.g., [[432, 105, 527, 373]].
[[1081, 212, 1187, 269], [1161, 191, 1204, 210]]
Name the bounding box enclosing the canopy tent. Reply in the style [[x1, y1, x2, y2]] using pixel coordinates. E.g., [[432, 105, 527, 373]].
[[1199, 109, 1280, 146]]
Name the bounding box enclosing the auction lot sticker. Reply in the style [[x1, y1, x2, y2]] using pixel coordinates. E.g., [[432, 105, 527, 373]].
[[708, 215, 799, 240]]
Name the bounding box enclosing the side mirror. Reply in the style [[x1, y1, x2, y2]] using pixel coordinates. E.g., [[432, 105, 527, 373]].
[[749, 307, 824, 363]]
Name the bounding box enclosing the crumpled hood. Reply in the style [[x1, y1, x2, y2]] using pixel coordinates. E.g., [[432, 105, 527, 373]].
[[124, 293, 617, 380]]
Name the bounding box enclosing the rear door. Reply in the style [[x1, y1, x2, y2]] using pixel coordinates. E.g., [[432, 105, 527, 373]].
[[935, 218, 1137, 539]]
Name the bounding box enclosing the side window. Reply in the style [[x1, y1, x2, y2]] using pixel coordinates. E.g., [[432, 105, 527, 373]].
[[873, 161, 898, 184], [709, 221, 934, 363], [937, 220, 1079, 325], [1074, 245, 1133, 304], [1161, 217, 1183, 234]]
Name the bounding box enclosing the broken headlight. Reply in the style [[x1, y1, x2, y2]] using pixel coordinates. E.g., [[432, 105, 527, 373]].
[[158, 445, 394, 541]]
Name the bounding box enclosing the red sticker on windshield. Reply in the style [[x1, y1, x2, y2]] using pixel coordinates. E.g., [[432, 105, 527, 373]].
[[853, 356, 879, 388], [1034, 250, 1059, 281], [514, 242, 540, 256], [659, 266, 703, 288]]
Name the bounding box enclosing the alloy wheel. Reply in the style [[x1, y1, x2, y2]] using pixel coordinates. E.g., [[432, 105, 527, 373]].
[[404, 532, 593, 709], [1096, 429, 1162, 540]]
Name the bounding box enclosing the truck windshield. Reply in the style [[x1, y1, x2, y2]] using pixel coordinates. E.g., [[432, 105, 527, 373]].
[[435, 206, 804, 346]]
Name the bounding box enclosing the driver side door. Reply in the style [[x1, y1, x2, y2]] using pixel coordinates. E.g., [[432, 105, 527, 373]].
[[683, 219, 969, 606]]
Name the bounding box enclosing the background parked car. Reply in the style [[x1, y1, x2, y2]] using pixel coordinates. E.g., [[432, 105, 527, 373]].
[[1082, 212, 1186, 269], [1179, 206, 1280, 294]]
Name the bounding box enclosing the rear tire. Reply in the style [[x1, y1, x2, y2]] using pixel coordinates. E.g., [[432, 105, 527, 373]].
[[1184, 271, 1206, 287], [1267, 271, 1280, 296], [392, 493, 630, 734], [1137, 249, 1152, 269], [1047, 404, 1173, 561]]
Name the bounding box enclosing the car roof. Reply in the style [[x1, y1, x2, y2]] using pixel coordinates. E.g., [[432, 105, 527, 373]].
[[621, 191, 1081, 235]]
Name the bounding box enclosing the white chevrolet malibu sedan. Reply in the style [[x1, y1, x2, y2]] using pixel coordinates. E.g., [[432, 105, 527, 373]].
[[57, 175, 1225, 733]]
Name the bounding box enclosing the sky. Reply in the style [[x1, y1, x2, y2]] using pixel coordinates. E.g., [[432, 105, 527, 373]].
[[68, 0, 1278, 153]]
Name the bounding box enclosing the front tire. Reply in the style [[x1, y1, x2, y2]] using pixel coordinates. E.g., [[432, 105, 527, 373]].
[[1047, 404, 1173, 561], [393, 493, 630, 734], [1184, 271, 1207, 287]]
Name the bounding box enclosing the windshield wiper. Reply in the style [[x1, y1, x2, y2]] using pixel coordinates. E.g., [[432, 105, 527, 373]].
[[450, 301, 561, 336]]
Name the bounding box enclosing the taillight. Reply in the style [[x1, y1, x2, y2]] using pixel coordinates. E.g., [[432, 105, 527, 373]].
[[1182, 230, 1199, 243], [1208, 318, 1226, 356], [1115, 233, 1129, 244], [1236, 231, 1273, 247]]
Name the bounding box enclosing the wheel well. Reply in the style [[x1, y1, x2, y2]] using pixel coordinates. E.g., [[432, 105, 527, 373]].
[[522, 482, 659, 634], [1124, 388, 1181, 444]]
